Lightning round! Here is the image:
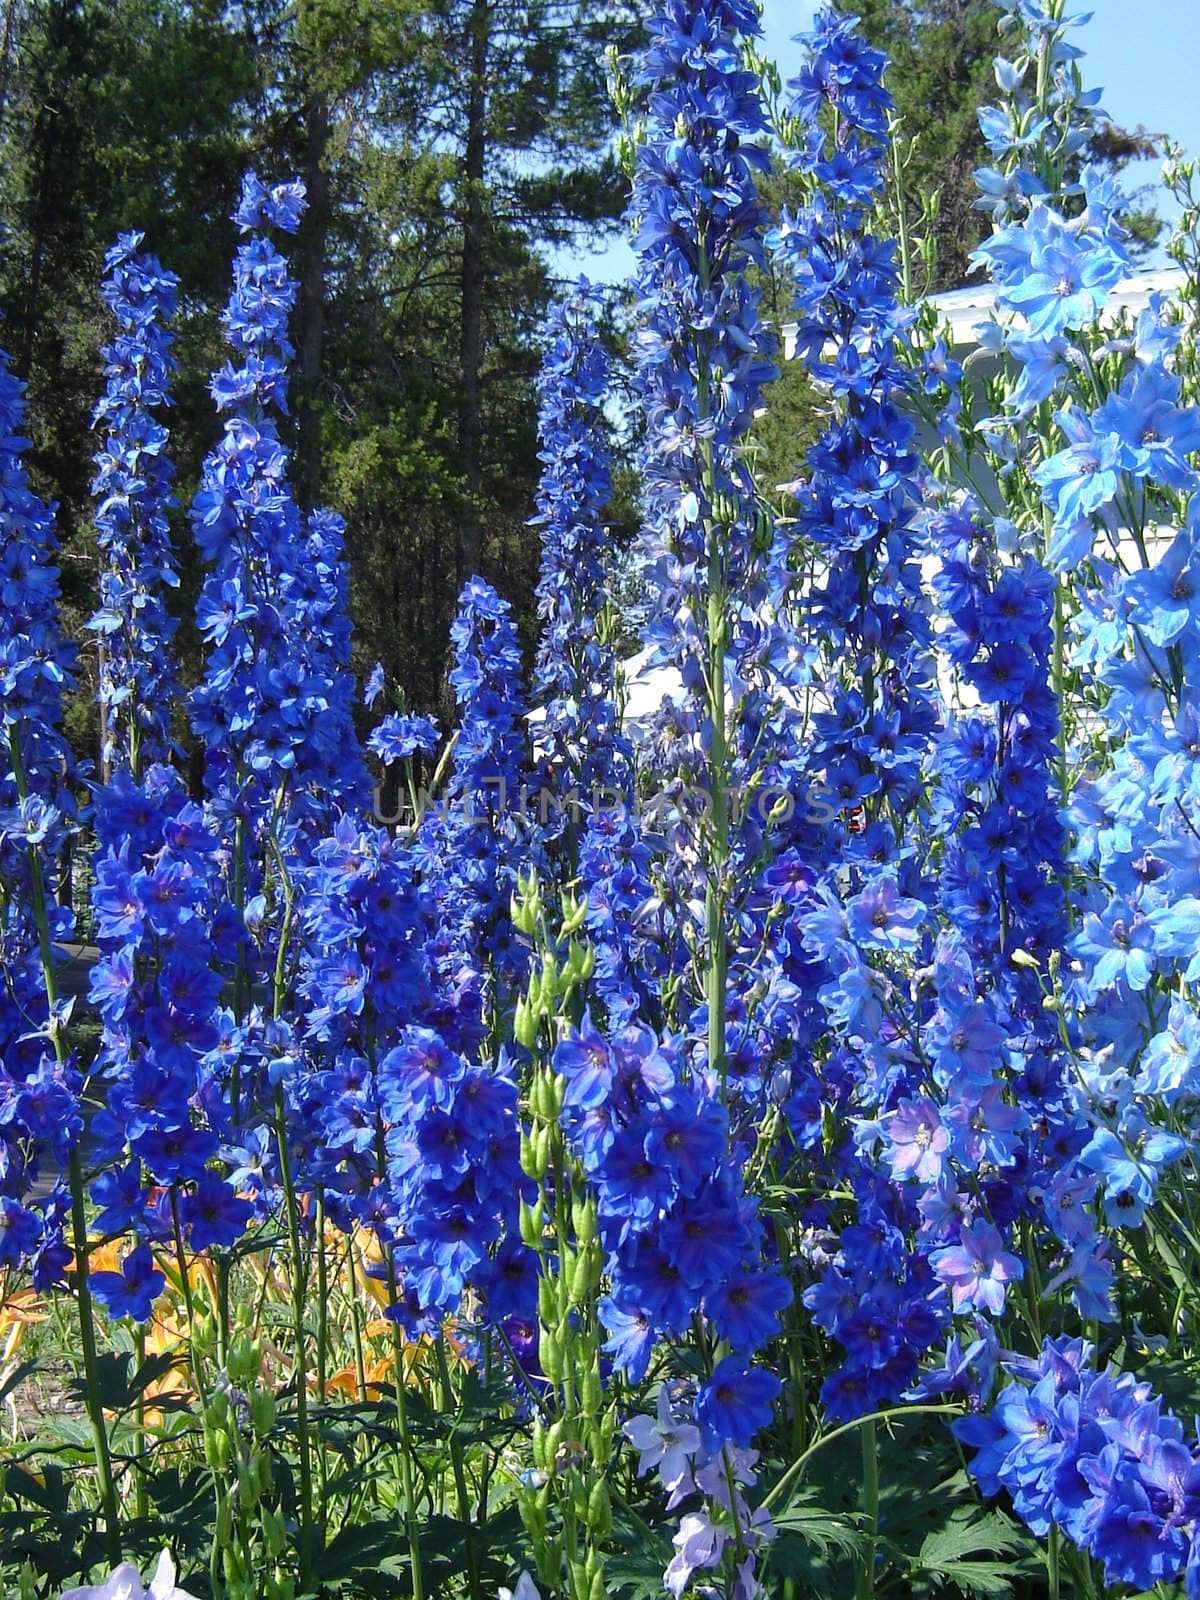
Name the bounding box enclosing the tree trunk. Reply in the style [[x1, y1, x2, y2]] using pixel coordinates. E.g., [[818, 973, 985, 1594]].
[[456, 0, 489, 587], [297, 87, 330, 498], [17, 0, 65, 380]]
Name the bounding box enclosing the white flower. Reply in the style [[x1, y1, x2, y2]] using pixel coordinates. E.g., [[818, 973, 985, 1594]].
[[498, 1575, 541, 1600], [623, 1384, 701, 1505], [60, 1552, 196, 1600]]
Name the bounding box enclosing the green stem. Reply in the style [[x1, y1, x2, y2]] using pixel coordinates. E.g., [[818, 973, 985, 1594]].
[[855, 1419, 879, 1600], [383, 1246, 426, 1600], [763, 1404, 959, 1511], [315, 1189, 329, 1534], [273, 1087, 314, 1587], [68, 1148, 123, 1566], [694, 232, 729, 1090], [169, 1194, 223, 1600], [134, 1326, 148, 1523], [348, 1232, 368, 1402], [1047, 1524, 1060, 1600], [892, 123, 913, 304], [436, 1333, 482, 1600]]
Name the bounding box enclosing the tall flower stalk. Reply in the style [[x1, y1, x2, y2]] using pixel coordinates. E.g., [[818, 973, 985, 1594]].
[[530, 280, 624, 821], [627, 0, 779, 1083], [90, 233, 181, 781], [0, 348, 120, 1561]]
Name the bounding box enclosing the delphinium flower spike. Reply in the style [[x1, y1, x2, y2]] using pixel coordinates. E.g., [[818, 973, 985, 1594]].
[[0, 347, 124, 1560], [530, 280, 626, 829], [89, 233, 182, 780]]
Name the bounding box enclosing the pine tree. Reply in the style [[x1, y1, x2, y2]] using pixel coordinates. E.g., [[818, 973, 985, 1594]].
[[837, 0, 1164, 292]]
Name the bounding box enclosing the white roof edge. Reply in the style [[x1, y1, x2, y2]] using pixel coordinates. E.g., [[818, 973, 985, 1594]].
[[780, 263, 1188, 360]]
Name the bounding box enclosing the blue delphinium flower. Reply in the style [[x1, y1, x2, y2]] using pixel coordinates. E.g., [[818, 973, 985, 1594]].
[[90, 1240, 166, 1324], [765, 8, 950, 1419], [85, 765, 236, 1285], [893, 7, 1200, 1591], [694, 1358, 781, 1452], [530, 282, 626, 823], [553, 1013, 789, 1446], [377, 1035, 530, 1333], [188, 173, 369, 1158], [190, 173, 365, 837], [417, 577, 532, 1002], [89, 233, 181, 778], [623, 0, 787, 1077], [955, 1337, 1200, 1593], [0, 346, 79, 1278]]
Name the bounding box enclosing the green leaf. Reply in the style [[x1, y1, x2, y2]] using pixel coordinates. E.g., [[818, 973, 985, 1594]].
[[773, 1497, 868, 1560], [4, 1462, 71, 1513], [605, 1520, 675, 1600], [914, 1508, 1031, 1598], [314, 1519, 410, 1588], [65, 1350, 134, 1414], [0, 1357, 38, 1406], [128, 1349, 184, 1396]]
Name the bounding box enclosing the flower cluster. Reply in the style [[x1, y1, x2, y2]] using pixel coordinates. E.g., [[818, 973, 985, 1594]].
[[956, 1337, 1200, 1592], [625, 1383, 776, 1598], [0, 346, 78, 1279], [554, 1016, 787, 1431], [378, 1030, 529, 1333], [530, 282, 624, 813], [770, 8, 937, 835], [418, 577, 531, 996], [89, 232, 181, 775], [294, 814, 451, 1218], [900, 5, 1200, 1585], [624, 0, 784, 1038], [763, 9, 946, 1416], [802, 1176, 946, 1421], [85, 765, 243, 1318], [577, 800, 665, 1029], [190, 173, 362, 832]]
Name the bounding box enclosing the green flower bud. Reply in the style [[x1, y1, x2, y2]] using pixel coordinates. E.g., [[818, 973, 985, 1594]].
[[586, 1478, 611, 1538], [250, 1388, 276, 1437], [519, 1193, 545, 1247], [579, 1362, 602, 1417], [228, 1331, 261, 1386], [572, 1194, 598, 1246], [532, 1122, 554, 1174], [537, 1269, 557, 1323], [560, 889, 587, 935], [205, 1426, 230, 1471], [544, 1071, 566, 1119], [214, 1497, 233, 1547], [514, 995, 539, 1051], [539, 1323, 563, 1385]]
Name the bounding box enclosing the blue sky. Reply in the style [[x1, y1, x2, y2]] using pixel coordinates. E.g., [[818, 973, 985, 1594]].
[[563, 0, 1200, 286]]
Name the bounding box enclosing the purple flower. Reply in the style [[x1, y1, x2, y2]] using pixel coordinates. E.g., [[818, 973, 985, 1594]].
[[883, 1098, 950, 1184], [665, 1509, 726, 1600], [932, 1220, 1024, 1316], [624, 1385, 701, 1504], [846, 873, 926, 950]]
